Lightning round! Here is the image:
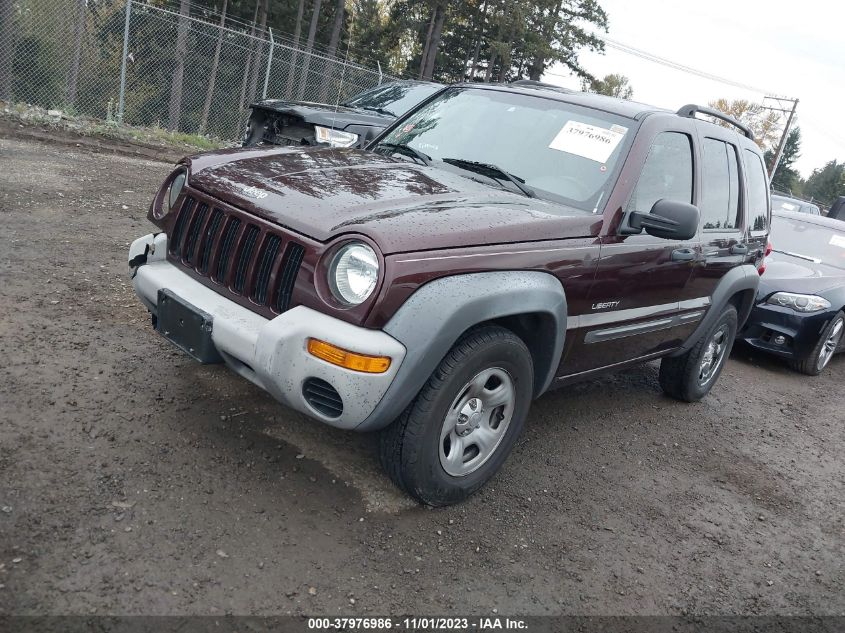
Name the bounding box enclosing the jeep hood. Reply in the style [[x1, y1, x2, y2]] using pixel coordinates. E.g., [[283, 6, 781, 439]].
[[185, 147, 602, 254]]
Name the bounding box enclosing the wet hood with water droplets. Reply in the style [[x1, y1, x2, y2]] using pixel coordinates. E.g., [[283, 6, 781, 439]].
[[184, 146, 601, 254]]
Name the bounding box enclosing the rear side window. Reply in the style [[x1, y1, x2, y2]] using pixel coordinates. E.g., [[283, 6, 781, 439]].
[[627, 132, 693, 213], [701, 138, 741, 230], [744, 150, 769, 233]]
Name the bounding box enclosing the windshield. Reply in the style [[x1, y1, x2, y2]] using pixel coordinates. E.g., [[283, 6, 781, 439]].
[[771, 213, 845, 270], [342, 83, 441, 117], [373, 87, 636, 212]]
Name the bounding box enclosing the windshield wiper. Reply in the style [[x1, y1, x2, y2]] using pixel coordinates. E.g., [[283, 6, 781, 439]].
[[772, 249, 821, 263], [359, 106, 396, 117], [441, 158, 535, 198], [376, 142, 431, 166]]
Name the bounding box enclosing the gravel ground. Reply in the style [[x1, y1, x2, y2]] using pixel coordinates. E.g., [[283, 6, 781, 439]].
[[0, 131, 843, 616]]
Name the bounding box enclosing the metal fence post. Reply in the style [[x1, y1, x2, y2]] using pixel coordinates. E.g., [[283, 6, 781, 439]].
[[377, 61, 383, 85], [262, 28, 274, 100], [117, 0, 132, 123]]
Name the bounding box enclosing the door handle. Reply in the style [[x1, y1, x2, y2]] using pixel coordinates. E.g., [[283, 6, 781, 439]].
[[730, 243, 748, 255], [671, 248, 696, 262]]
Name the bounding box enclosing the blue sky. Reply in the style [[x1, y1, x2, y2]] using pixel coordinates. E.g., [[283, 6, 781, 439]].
[[543, 0, 844, 178]]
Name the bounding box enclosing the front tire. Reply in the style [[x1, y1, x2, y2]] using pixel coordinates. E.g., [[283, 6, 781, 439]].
[[790, 311, 844, 375], [659, 304, 737, 402], [379, 325, 534, 507]]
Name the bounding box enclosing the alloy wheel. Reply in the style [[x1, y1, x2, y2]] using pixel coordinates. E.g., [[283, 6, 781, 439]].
[[698, 324, 730, 387], [817, 318, 844, 372]]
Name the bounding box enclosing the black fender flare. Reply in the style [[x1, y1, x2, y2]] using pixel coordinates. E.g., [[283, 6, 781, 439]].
[[672, 264, 760, 356], [356, 271, 567, 431]]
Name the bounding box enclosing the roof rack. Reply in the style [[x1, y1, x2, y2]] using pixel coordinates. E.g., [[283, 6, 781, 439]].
[[676, 104, 754, 140]]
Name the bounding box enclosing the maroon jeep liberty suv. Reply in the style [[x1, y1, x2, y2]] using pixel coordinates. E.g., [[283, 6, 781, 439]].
[[129, 84, 769, 505]]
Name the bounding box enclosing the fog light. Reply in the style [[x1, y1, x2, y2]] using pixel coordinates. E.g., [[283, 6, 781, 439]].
[[773, 335, 786, 346], [307, 338, 391, 374]]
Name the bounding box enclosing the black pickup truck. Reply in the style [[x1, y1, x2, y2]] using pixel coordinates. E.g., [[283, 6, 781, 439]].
[[242, 80, 442, 149]]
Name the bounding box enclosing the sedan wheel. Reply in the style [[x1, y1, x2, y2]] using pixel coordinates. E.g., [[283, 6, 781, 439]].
[[817, 317, 844, 371], [791, 311, 845, 376]]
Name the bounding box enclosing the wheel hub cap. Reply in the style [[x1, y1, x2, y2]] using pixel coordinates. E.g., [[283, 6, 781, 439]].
[[698, 325, 729, 387], [439, 368, 516, 477], [456, 398, 483, 436]]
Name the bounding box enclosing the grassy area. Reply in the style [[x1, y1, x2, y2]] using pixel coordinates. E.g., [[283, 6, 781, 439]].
[[89, 122, 223, 152], [0, 101, 228, 153]]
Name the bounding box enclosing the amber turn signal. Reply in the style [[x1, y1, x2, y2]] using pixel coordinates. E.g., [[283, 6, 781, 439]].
[[307, 339, 391, 374]]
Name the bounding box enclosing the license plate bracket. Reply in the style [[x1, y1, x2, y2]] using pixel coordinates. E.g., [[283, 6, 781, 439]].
[[156, 289, 222, 364]]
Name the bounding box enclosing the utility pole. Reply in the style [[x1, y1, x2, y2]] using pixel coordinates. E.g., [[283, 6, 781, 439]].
[[764, 96, 799, 183], [262, 28, 274, 99]]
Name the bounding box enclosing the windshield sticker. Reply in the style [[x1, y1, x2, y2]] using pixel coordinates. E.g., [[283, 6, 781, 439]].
[[781, 202, 797, 211], [830, 234, 845, 249], [549, 121, 628, 163]]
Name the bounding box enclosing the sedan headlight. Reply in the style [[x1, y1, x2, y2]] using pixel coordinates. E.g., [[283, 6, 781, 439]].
[[155, 168, 187, 219], [314, 125, 359, 148], [766, 292, 831, 313], [328, 242, 379, 305]]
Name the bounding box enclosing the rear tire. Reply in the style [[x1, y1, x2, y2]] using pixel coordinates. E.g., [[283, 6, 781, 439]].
[[379, 325, 534, 507], [659, 304, 737, 402], [789, 311, 844, 376]]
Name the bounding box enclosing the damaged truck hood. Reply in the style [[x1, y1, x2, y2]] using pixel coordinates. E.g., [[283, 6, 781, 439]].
[[251, 99, 392, 131], [185, 146, 601, 254]]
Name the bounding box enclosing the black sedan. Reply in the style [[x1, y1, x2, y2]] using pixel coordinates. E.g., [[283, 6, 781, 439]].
[[739, 209, 845, 374], [242, 80, 442, 149]]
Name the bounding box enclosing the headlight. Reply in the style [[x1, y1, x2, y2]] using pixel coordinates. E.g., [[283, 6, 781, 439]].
[[328, 242, 379, 305], [314, 125, 359, 148], [766, 292, 831, 313], [155, 168, 186, 219]]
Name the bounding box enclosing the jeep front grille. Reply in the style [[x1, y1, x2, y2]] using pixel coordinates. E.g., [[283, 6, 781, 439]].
[[167, 192, 308, 316], [213, 216, 241, 283], [275, 242, 305, 314], [198, 209, 224, 274], [183, 203, 208, 265], [251, 234, 281, 305], [233, 224, 260, 294]]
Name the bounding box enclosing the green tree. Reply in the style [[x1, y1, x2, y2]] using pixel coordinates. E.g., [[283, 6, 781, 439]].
[[765, 127, 801, 193], [523, 0, 607, 81], [803, 160, 845, 208], [581, 73, 633, 98], [708, 98, 781, 151]]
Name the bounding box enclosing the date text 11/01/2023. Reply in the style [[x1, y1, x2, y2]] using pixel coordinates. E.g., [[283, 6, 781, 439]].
[[307, 617, 529, 630]]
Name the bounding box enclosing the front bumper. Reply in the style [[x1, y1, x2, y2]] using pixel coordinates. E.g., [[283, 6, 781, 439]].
[[738, 301, 834, 360], [129, 233, 406, 430]]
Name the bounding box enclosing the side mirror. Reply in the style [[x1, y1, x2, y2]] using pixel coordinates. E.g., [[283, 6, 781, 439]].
[[627, 199, 700, 241]]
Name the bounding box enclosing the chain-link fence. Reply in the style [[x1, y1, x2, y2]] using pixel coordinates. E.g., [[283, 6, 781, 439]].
[[0, 0, 393, 142]]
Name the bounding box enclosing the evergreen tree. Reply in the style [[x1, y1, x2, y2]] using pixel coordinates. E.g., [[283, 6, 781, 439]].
[[765, 127, 801, 193], [803, 160, 845, 208]]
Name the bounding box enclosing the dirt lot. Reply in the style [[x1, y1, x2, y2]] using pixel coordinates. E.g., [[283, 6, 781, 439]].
[[1, 130, 843, 617]]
